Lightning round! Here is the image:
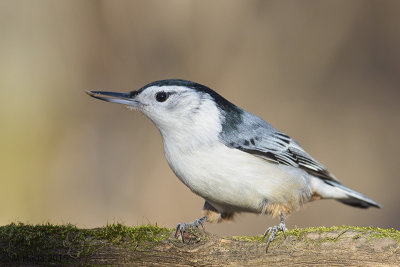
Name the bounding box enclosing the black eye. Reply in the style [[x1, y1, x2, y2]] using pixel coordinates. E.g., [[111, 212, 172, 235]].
[[155, 91, 169, 102]]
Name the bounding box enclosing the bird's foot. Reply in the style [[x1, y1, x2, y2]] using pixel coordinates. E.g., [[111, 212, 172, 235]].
[[175, 216, 207, 243], [263, 219, 287, 253]]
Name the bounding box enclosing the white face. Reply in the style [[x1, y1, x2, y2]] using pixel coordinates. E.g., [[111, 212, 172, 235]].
[[88, 85, 223, 142], [133, 85, 203, 129], [134, 86, 195, 128]]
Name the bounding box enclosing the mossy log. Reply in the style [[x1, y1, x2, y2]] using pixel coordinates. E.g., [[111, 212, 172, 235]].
[[0, 223, 399, 266]]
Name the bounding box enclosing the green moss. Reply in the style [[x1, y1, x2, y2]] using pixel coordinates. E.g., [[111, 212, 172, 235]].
[[93, 223, 171, 249], [232, 235, 265, 242], [232, 226, 400, 244], [0, 222, 171, 263]]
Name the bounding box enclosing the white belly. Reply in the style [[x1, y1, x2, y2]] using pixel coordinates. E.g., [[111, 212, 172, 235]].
[[164, 142, 312, 214]]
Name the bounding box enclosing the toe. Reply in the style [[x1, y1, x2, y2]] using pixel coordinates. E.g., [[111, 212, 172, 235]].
[[174, 223, 187, 242], [263, 227, 273, 238], [174, 224, 181, 238], [263, 224, 287, 253]]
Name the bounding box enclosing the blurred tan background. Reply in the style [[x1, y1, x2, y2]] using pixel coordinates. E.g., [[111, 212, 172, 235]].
[[1, 0, 399, 236]]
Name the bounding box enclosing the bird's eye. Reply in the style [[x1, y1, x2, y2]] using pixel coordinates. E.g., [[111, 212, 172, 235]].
[[155, 91, 169, 102]]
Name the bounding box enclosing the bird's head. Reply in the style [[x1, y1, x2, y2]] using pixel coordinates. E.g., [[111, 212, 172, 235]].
[[87, 79, 240, 144]]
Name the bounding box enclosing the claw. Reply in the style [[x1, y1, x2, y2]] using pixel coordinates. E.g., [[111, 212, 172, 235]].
[[263, 227, 272, 238], [196, 218, 205, 230], [282, 225, 287, 239], [174, 216, 207, 243], [175, 223, 187, 242], [264, 225, 285, 253], [263, 213, 286, 253]]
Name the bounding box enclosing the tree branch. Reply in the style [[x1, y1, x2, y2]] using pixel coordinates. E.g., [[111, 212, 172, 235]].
[[0, 223, 399, 266]]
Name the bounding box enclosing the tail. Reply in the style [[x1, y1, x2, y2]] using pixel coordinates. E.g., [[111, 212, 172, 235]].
[[323, 180, 382, 209]]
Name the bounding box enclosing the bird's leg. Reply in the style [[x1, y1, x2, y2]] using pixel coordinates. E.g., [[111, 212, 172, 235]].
[[263, 213, 287, 253], [174, 215, 207, 243]]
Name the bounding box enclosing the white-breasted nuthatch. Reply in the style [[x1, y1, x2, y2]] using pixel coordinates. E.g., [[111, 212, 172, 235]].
[[87, 79, 381, 252]]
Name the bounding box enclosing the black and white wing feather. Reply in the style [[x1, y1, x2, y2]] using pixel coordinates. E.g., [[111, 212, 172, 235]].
[[219, 108, 339, 182]]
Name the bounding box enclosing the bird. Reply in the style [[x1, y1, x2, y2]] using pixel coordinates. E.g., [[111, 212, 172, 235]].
[[87, 79, 381, 252]]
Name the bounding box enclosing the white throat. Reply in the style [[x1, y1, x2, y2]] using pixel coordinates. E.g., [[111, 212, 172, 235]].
[[158, 96, 223, 153]]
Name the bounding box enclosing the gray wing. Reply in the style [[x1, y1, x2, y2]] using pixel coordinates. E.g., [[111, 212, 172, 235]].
[[219, 109, 338, 182]]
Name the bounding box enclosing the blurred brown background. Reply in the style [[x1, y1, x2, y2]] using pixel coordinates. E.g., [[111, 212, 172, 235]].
[[0, 0, 399, 236]]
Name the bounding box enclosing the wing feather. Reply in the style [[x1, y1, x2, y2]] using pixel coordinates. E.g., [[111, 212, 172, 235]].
[[219, 110, 338, 182]]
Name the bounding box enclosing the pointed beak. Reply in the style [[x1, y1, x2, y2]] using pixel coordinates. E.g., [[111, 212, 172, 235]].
[[86, 90, 137, 106]]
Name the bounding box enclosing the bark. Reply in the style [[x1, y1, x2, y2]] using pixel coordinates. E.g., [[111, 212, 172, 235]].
[[1, 227, 399, 266]]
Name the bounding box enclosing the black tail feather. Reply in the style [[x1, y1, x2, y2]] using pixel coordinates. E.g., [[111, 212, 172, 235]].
[[323, 180, 382, 209], [337, 197, 381, 209]]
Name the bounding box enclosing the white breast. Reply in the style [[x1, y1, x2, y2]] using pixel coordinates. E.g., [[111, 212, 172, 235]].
[[163, 140, 313, 214]]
